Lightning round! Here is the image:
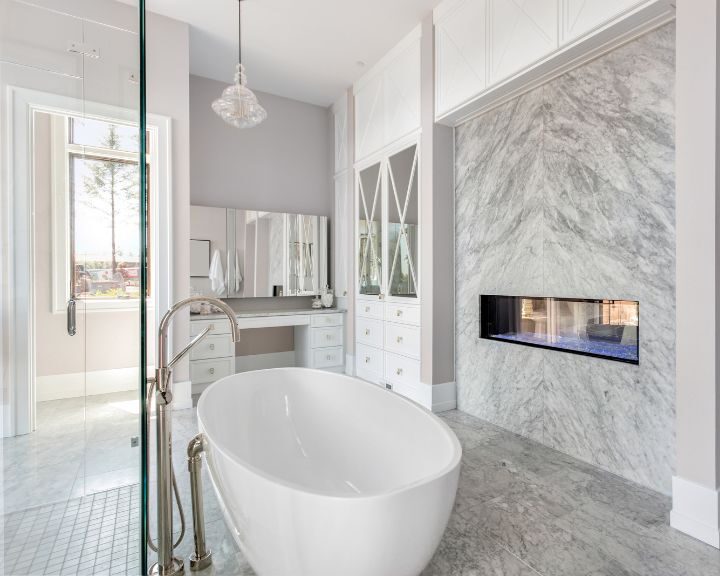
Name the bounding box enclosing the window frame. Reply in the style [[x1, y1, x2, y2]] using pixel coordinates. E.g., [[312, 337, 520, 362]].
[[51, 113, 157, 313]]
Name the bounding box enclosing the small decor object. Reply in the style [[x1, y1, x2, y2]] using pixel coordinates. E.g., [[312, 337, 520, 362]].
[[212, 0, 267, 129], [311, 296, 322, 309], [321, 287, 334, 308]]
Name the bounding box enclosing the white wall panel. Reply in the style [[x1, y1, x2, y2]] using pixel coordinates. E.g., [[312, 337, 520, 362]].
[[333, 95, 348, 174]]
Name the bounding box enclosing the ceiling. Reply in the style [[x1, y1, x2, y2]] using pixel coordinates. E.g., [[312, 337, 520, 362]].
[[142, 0, 442, 107]]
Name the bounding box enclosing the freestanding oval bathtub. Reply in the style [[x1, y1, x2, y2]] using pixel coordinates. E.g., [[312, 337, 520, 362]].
[[197, 367, 461, 576]]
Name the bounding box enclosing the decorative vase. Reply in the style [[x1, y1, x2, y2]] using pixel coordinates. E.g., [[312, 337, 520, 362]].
[[321, 290, 334, 308]]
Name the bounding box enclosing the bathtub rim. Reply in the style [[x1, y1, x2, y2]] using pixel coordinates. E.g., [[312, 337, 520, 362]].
[[196, 367, 462, 501]]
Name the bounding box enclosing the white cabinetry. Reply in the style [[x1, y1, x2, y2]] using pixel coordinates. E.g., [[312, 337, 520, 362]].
[[562, 0, 645, 43], [354, 27, 421, 162], [435, 0, 674, 123], [296, 313, 345, 373], [435, 0, 487, 117], [354, 138, 422, 404], [488, 0, 558, 84]]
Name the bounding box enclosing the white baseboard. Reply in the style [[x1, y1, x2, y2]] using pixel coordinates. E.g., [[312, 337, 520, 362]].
[[671, 476, 720, 549], [432, 381, 457, 413], [37, 367, 139, 402], [235, 351, 296, 372], [345, 353, 354, 376]]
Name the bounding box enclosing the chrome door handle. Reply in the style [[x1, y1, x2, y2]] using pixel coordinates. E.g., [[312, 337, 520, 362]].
[[67, 298, 77, 336]]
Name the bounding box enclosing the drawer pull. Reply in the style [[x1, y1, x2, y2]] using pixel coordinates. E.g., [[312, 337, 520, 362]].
[[365, 356, 370, 363], [326, 355, 333, 361], [365, 306, 370, 313], [209, 367, 215, 375], [326, 334, 333, 340], [396, 368, 403, 376], [365, 329, 370, 336], [209, 343, 215, 350], [396, 310, 403, 317], [396, 336, 403, 344], [209, 324, 215, 331]]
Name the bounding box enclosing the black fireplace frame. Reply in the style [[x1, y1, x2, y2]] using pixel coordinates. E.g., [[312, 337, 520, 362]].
[[479, 294, 640, 365]]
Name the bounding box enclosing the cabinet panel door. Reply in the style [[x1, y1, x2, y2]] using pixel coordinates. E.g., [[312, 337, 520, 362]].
[[435, 0, 487, 116], [333, 95, 348, 174], [382, 38, 421, 146], [355, 73, 385, 161], [488, 0, 558, 84], [333, 172, 349, 298], [562, 0, 644, 43], [357, 163, 383, 296]]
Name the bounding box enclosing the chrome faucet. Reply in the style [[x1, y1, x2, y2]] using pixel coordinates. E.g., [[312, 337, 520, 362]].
[[149, 296, 240, 576]]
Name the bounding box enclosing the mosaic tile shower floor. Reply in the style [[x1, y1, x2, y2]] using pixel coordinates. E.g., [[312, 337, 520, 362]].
[[3, 485, 140, 576]]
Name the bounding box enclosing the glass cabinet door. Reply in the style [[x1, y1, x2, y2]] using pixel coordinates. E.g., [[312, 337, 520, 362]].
[[357, 162, 383, 296], [387, 144, 419, 298]]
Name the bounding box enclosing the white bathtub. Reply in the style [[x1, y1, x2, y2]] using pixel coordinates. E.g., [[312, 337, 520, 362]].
[[197, 367, 461, 576]]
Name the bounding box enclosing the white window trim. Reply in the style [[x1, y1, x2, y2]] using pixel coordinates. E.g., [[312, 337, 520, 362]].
[[50, 113, 160, 313]]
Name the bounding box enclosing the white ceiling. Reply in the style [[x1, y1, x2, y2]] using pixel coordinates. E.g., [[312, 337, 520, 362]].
[[143, 0, 442, 107]]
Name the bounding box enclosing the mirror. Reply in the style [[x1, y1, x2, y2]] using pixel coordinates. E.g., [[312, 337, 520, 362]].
[[190, 239, 211, 277], [190, 205, 329, 298], [387, 144, 419, 298], [357, 162, 382, 295]]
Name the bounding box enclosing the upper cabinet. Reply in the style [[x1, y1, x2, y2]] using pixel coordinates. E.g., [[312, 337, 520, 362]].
[[562, 0, 646, 43], [333, 95, 349, 175], [488, 0, 558, 84], [354, 27, 421, 162], [435, 0, 675, 123], [435, 0, 487, 116]]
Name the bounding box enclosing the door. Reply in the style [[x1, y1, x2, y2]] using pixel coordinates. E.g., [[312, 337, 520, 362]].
[[357, 161, 384, 298], [1, 1, 147, 574]]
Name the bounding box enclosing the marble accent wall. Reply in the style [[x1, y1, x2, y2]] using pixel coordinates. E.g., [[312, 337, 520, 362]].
[[455, 24, 675, 494]]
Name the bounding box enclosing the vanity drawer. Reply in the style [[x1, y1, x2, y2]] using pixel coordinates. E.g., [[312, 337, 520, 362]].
[[384, 323, 420, 359], [384, 352, 420, 389], [311, 313, 344, 327], [190, 357, 234, 384], [190, 335, 234, 361], [385, 303, 420, 326], [311, 326, 344, 348], [190, 318, 232, 336], [312, 346, 344, 369], [356, 317, 383, 347], [356, 343, 383, 382], [357, 300, 384, 320]]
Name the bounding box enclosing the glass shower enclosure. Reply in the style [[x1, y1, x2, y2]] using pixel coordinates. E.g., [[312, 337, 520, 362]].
[[1, 0, 148, 573]]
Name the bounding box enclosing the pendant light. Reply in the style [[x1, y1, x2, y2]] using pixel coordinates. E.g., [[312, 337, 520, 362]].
[[212, 0, 267, 128]]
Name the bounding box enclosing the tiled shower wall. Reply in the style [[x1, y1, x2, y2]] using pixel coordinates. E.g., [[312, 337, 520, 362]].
[[455, 24, 675, 493]]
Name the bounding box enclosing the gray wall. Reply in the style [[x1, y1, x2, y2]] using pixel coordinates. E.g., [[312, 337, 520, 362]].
[[189, 74, 332, 216], [455, 24, 675, 493]]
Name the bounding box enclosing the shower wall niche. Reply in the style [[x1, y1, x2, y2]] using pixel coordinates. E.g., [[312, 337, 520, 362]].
[[480, 295, 639, 364]]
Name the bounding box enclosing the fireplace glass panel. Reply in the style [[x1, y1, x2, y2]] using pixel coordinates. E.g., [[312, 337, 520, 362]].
[[480, 295, 639, 364]]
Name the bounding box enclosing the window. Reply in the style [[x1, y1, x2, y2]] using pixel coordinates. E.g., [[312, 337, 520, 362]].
[[51, 113, 153, 311]]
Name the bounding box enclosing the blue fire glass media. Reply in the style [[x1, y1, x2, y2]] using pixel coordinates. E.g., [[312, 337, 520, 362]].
[[480, 295, 639, 364]]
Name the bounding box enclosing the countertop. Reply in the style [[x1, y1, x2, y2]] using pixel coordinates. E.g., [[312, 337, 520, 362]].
[[190, 307, 346, 321]]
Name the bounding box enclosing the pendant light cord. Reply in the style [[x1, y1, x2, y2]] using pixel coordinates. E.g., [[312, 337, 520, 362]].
[[238, 0, 242, 65]]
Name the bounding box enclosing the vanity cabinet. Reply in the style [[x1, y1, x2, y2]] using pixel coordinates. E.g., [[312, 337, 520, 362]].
[[434, 0, 675, 123], [354, 138, 421, 400]]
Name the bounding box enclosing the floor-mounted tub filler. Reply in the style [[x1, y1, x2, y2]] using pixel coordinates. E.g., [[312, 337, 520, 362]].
[[196, 367, 462, 576]]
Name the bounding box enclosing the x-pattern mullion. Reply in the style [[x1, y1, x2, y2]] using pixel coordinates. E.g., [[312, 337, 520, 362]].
[[358, 166, 382, 287], [387, 148, 418, 293]]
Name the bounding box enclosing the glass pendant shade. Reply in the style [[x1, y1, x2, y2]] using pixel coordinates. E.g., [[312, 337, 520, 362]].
[[212, 63, 267, 128]]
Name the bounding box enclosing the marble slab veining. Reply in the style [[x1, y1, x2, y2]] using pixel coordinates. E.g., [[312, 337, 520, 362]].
[[455, 23, 676, 493]]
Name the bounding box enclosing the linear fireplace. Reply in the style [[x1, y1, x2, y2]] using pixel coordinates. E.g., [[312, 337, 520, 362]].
[[480, 295, 639, 364]]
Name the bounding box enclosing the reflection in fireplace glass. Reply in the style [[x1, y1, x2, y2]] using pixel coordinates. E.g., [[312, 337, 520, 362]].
[[480, 295, 639, 364]]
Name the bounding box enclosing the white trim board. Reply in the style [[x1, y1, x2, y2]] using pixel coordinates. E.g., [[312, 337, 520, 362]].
[[37, 367, 138, 402], [671, 476, 720, 549]]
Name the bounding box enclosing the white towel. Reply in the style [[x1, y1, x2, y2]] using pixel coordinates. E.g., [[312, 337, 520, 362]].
[[234, 250, 243, 292], [209, 249, 226, 296]]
